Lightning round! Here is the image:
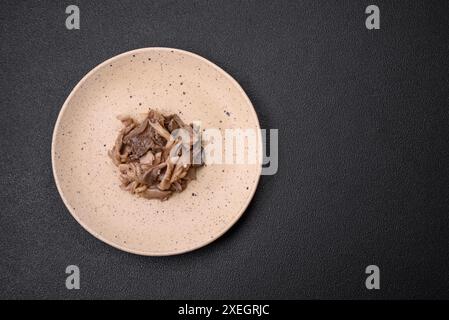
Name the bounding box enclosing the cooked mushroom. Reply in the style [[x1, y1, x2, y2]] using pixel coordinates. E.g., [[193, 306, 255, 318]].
[[141, 188, 172, 201], [148, 120, 172, 142], [141, 162, 167, 185], [109, 109, 203, 201]]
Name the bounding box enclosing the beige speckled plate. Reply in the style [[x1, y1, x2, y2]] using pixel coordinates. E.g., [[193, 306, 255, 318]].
[[52, 48, 261, 256]]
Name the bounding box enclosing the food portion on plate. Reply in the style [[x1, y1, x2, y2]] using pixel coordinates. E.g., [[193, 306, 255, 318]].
[[52, 48, 261, 255], [109, 109, 204, 201]]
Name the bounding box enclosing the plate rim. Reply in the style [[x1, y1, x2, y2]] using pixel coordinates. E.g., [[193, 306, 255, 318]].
[[51, 47, 262, 256]]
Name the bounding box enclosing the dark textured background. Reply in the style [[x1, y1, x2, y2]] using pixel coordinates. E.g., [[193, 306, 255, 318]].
[[1, 0, 449, 299]]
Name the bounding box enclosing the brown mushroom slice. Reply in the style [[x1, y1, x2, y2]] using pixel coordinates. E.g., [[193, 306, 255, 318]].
[[127, 126, 163, 159], [158, 156, 179, 190], [170, 164, 189, 183], [119, 163, 141, 185], [171, 114, 187, 128], [171, 115, 198, 145], [141, 188, 171, 201], [123, 119, 148, 143], [166, 118, 180, 132], [148, 120, 172, 141], [111, 132, 125, 164], [162, 138, 178, 161], [118, 163, 131, 174], [109, 122, 137, 165], [141, 162, 167, 185], [149, 128, 167, 150], [148, 109, 166, 125], [117, 114, 134, 127]]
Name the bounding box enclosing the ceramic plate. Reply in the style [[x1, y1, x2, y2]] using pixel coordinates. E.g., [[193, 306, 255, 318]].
[[52, 48, 261, 255]]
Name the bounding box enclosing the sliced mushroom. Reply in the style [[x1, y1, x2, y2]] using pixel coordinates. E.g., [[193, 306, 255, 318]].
[[141, 188, 171, 201], [148, 109, 166, 125], [148, 120, 172, 141], [134, 184, 148, 193], [158, 156, 179, 191], [110, 109, 203, 200], [123, 119, 148, 143], [141, 162, 167, 185]]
